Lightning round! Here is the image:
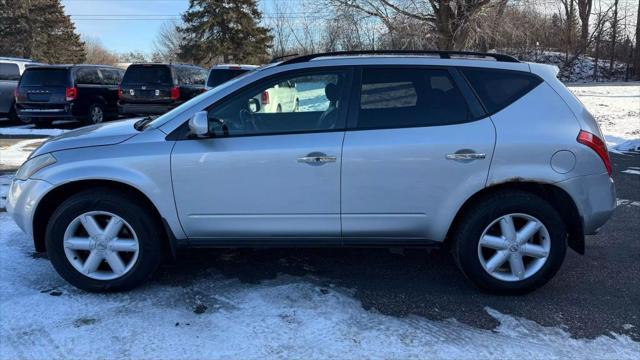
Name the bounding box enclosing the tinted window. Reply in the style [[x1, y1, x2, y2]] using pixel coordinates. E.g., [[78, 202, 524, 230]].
[[356, 68, 470, 129], [0, 63, 20, 81], [176, 66, 207, 86], [75, 68, 102, 85], [100, 69, 122, 85], [207, 69, 251, 87], [462, 68, 542, 114], [122, 65, 172, 85], [19, 68, 70, 87], [206, 70, 349, 137]]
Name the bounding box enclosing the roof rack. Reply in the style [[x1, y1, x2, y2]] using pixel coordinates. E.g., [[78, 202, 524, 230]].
[[270, 53, 300, 63], [277, 50, 519, 66]]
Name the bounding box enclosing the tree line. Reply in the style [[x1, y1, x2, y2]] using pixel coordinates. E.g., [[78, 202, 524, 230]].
[[1, 0, 638, 80]]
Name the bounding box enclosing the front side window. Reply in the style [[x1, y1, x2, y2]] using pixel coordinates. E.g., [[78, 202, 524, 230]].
[[206, 70, 350, 137], [356, 68, 470, 129], [0, 63, 20, 81]]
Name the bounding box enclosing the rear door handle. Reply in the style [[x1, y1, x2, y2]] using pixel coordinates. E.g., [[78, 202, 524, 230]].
[[297, 152, 337, 165], [446, 153, 486, 160]]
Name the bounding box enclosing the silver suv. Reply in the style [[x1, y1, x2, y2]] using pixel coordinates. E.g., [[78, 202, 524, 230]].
[[0, 57, 43, 121], [7, 51, 616, 294]]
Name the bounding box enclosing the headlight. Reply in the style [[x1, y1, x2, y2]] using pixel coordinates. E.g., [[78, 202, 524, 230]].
[[15, 153, 56, 180]]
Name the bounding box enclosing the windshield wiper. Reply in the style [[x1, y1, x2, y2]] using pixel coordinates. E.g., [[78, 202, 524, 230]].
[[134, 116, 157, 131]]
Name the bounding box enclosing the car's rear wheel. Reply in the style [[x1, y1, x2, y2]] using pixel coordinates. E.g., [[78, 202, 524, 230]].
[[452, 191, 566, 294], [45, 189, 163, 292], [87, 103, 105, 124]]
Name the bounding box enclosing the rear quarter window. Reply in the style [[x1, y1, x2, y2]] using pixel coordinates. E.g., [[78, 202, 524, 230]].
[[75, 68, 102, 85], [19, 68, 70, 87], [462, 68, 542, 114], [0, 63, 20, 81]]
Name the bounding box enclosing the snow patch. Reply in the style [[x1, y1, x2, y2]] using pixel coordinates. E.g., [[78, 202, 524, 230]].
[[0, 213, 638, 359], [0, 138, 45, 167], [0, 126, 68, 136]]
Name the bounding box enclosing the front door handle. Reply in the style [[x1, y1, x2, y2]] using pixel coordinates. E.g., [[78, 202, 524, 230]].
[[446, 153, 486, 160], [297, 152, 337, 165]]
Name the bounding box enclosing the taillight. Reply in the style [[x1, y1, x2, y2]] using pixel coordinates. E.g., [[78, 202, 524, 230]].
[[65, 87, 77, 101], [117, 86, 122, 99], [577, 130, 612, 175], [261, 91, 269, 104], [170, 86, 180, 100]]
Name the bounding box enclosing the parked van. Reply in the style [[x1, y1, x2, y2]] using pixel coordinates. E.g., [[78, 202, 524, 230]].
[[15, 65, 123, 126], [0, 57, 44, 122], [118, 63, 208, 116], [205, 64, 257, 90]]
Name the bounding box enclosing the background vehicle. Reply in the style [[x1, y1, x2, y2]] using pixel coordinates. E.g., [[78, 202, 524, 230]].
[[0, 57, 43, 122], [118, 63, 208, 116], [256, 78, 298, 113], [7, 51, 616, 294], [15, 64, 123, 126], [205, 64, 257, 90]]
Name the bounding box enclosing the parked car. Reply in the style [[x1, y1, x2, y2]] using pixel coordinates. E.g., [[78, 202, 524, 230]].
[[0, 57, 43, 122], [205, 64, 257, 90], [255, 78, 299, 113], [118, 63, 208, 116], [15, 64, 123, 126], [7, 51, 616, 294]]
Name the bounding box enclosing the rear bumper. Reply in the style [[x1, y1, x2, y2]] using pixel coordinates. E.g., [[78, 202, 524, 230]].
[[16, 102, 76, 120], [118, 102, 176, 115], [556, 172, 617, 235]]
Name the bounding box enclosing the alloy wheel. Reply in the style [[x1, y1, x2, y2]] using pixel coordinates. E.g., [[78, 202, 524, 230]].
[[477, 213, 550, 282], [63, 211, 140, 280]]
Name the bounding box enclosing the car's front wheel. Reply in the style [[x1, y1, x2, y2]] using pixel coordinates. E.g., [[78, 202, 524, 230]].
[[45, 189, 163, 292], [452, 191, 567, 294]]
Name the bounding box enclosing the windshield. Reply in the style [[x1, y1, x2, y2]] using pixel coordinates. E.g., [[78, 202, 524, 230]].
[[20, 68, 70, 87], [207, 69, 251, 87], [122, 65, 172, 85]]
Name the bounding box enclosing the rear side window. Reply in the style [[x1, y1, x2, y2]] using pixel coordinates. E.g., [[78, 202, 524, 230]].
[[462, 68, 542, 114], [75, 68, 102, 85], [122, 65, 172, 86], [207, 69, 250, 88], [100, 69, 122, 85], [356, 68, 470, 129], [176, 66, 207, 86], [19, 68, 70, 87], [0, 63, 20, 81]]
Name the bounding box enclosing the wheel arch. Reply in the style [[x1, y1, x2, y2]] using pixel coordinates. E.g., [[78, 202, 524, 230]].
[[446, 181, 584, 254], [32, 179, 177, 258]]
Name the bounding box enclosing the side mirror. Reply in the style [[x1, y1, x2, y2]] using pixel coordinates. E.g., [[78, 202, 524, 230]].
[[188, 111, 209, 137], [248, 98, 260, 113]]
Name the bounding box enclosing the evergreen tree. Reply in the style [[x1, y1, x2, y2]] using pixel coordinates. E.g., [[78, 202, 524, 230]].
[[178, 0, 272, 65], [0, 0, 85, 63]]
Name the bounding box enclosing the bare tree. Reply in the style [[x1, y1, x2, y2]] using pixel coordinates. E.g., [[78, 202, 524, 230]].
[[634, 0, 640, 80], [577, 0, 593, 49], [83, 37, 119, 65], [153, 20, 186, 63], [609, 0, 620, 70]]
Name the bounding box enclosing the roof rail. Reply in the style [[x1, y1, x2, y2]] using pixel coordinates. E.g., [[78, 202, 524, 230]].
[[270, 53, 300, 63], [277, 50, 519, 66]]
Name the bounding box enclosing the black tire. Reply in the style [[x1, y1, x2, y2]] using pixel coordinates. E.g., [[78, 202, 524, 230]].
[[45, 189, 163, 292], [87, 103, 105, 124], [452, 191, 567, 295]]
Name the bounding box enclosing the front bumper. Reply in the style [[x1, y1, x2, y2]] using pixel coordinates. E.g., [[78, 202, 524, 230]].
[[6, 178, 53, 238], [556, 172, 617, 235]]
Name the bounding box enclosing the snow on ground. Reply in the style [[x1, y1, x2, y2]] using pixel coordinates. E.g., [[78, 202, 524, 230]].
[[568, 83, 640, 152], [0, 213, 637, 360], [0, 125, 67, 137], [0, 138, 46, 168]]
